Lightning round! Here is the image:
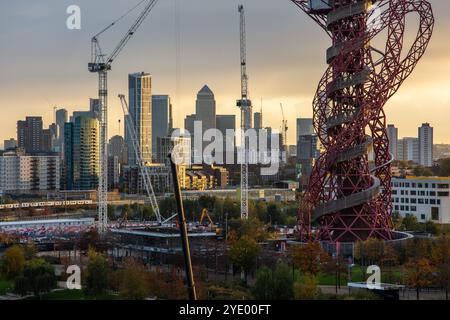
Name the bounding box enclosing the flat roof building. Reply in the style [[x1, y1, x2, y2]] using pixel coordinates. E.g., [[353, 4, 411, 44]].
[[391, 176, 450, 224]]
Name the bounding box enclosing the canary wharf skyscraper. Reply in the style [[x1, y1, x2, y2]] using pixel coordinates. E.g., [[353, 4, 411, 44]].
[[126, 72, 152, 165]]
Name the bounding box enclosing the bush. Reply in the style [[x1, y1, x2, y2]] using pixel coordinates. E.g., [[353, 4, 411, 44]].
[[294, 274, 318, 300]]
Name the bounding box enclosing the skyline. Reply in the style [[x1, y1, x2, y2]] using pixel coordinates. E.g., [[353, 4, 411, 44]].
[[1, 0, 450, 145]]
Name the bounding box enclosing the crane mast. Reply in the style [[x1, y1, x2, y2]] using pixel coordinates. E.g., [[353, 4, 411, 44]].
[[237, 5, 252, 220], [118, 94, 162, 223], [88, 0, 159, 233]]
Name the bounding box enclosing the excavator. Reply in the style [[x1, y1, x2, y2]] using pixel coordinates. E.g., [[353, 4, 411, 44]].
[[198, 208, 223, 237]]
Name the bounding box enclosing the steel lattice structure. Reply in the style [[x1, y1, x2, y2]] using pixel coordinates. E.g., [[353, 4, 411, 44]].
[[292, 0, 434, 242]]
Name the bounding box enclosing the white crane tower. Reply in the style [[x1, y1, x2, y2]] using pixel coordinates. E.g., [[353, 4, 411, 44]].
[[88, 0, 159, 233], [118, 94, 162, 223], [237, 5, 252, 220]]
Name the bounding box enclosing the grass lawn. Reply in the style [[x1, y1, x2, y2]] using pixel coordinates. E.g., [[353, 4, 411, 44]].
[[293, 265, 404, 286], [27, 289, 118, 300], [0, 278, 13, 295]]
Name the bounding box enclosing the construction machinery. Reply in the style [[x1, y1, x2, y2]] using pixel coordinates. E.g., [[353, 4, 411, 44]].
[[236, 5, 252, 220], [199, 208, 214, 227], [88, 0, 159, 233], [118, 94, 162, 223]]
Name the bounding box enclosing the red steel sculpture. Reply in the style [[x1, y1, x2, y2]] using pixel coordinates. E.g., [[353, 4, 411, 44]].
[[292, 0, 434, 242]]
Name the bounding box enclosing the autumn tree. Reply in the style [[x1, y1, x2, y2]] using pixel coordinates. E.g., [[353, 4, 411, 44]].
[[291, 242, 328, 276], [229, 217, 268, 241], [228, 235, 261, 285], [114, 257, 149, 300], [0, 245, 26, 279], [404, 258, 434, 300], [431, 236, 450, 300], [294, 274, 318, 300]]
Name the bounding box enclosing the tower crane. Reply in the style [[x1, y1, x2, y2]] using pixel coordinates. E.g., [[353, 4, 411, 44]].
[[88, 0, 159, 233], [236, 5, 252, 220], [118, 94, 162, 223], [280, 103, 288, 152]]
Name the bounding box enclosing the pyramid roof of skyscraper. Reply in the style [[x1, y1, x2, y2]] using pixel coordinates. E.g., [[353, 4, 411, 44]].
[[198, 85, 213, 95]]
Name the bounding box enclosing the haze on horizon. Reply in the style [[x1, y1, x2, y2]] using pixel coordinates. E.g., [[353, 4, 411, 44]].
[[1, 0, 449, 147]]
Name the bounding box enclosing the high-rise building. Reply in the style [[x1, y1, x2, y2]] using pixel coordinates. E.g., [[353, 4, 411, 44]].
[[41, 128, 53, 152], [297, 134, 320, 190], [107, 156, 120, 190], [156, 134, 191, 166], [184, 114, 197, 163], [296, 118, 314, 138], [17, 117, 43, 153], [398, 137, 420, 163], [295, 117, 316, 189], [254, 111, 262, 130], [4, 138, 17, 150], [216, 115, 236, 163], [195, 85, 216, 159], [70, 99, 101, 123], [419, 123, 433, 167], [387, 124, 398, 160], [56, 109, 68, 155], [0, 149, 60, 194], [108, 135, 127, 165], [89, 98, 101, 120], [64, 116, 100, 190], [152, 95, 172, 160], [126, 72, 152, 165], [184, 114, 196, 134]]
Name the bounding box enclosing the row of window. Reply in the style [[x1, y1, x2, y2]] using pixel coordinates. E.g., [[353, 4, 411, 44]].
[[392, 189, 449, 197], [392, 181, 450, 189], [394, 205, 417, 212], [392, 198, 441, 205], [394, 208, 440, 221]]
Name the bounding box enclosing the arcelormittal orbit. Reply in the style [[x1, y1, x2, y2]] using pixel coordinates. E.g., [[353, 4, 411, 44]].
[[292, 0, 434, 242]]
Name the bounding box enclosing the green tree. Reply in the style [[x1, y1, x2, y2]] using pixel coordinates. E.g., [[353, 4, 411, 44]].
[[228, 235, 261, 285], [272, 263, 294, 300], [223, 197, 240, 219], [252, 266, 273, 299], [413, 166, 433, 177], [142, 205, 155, 220], [14, 258, 56, 297], [400, 214, 420, 231], [252, 263, 294, 300], [107, 204, 117, 220], [267, 203, 286, 225], [424, 220, 438, 235], [254, 201, 268, 223], [1, 245, 26, 279], [438, 158, 450, 176], [159, 197, 177, 217], [84, 248, 109, 296]]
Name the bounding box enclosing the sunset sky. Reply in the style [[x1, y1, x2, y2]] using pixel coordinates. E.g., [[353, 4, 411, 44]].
[[0, 0, 449, 147]]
